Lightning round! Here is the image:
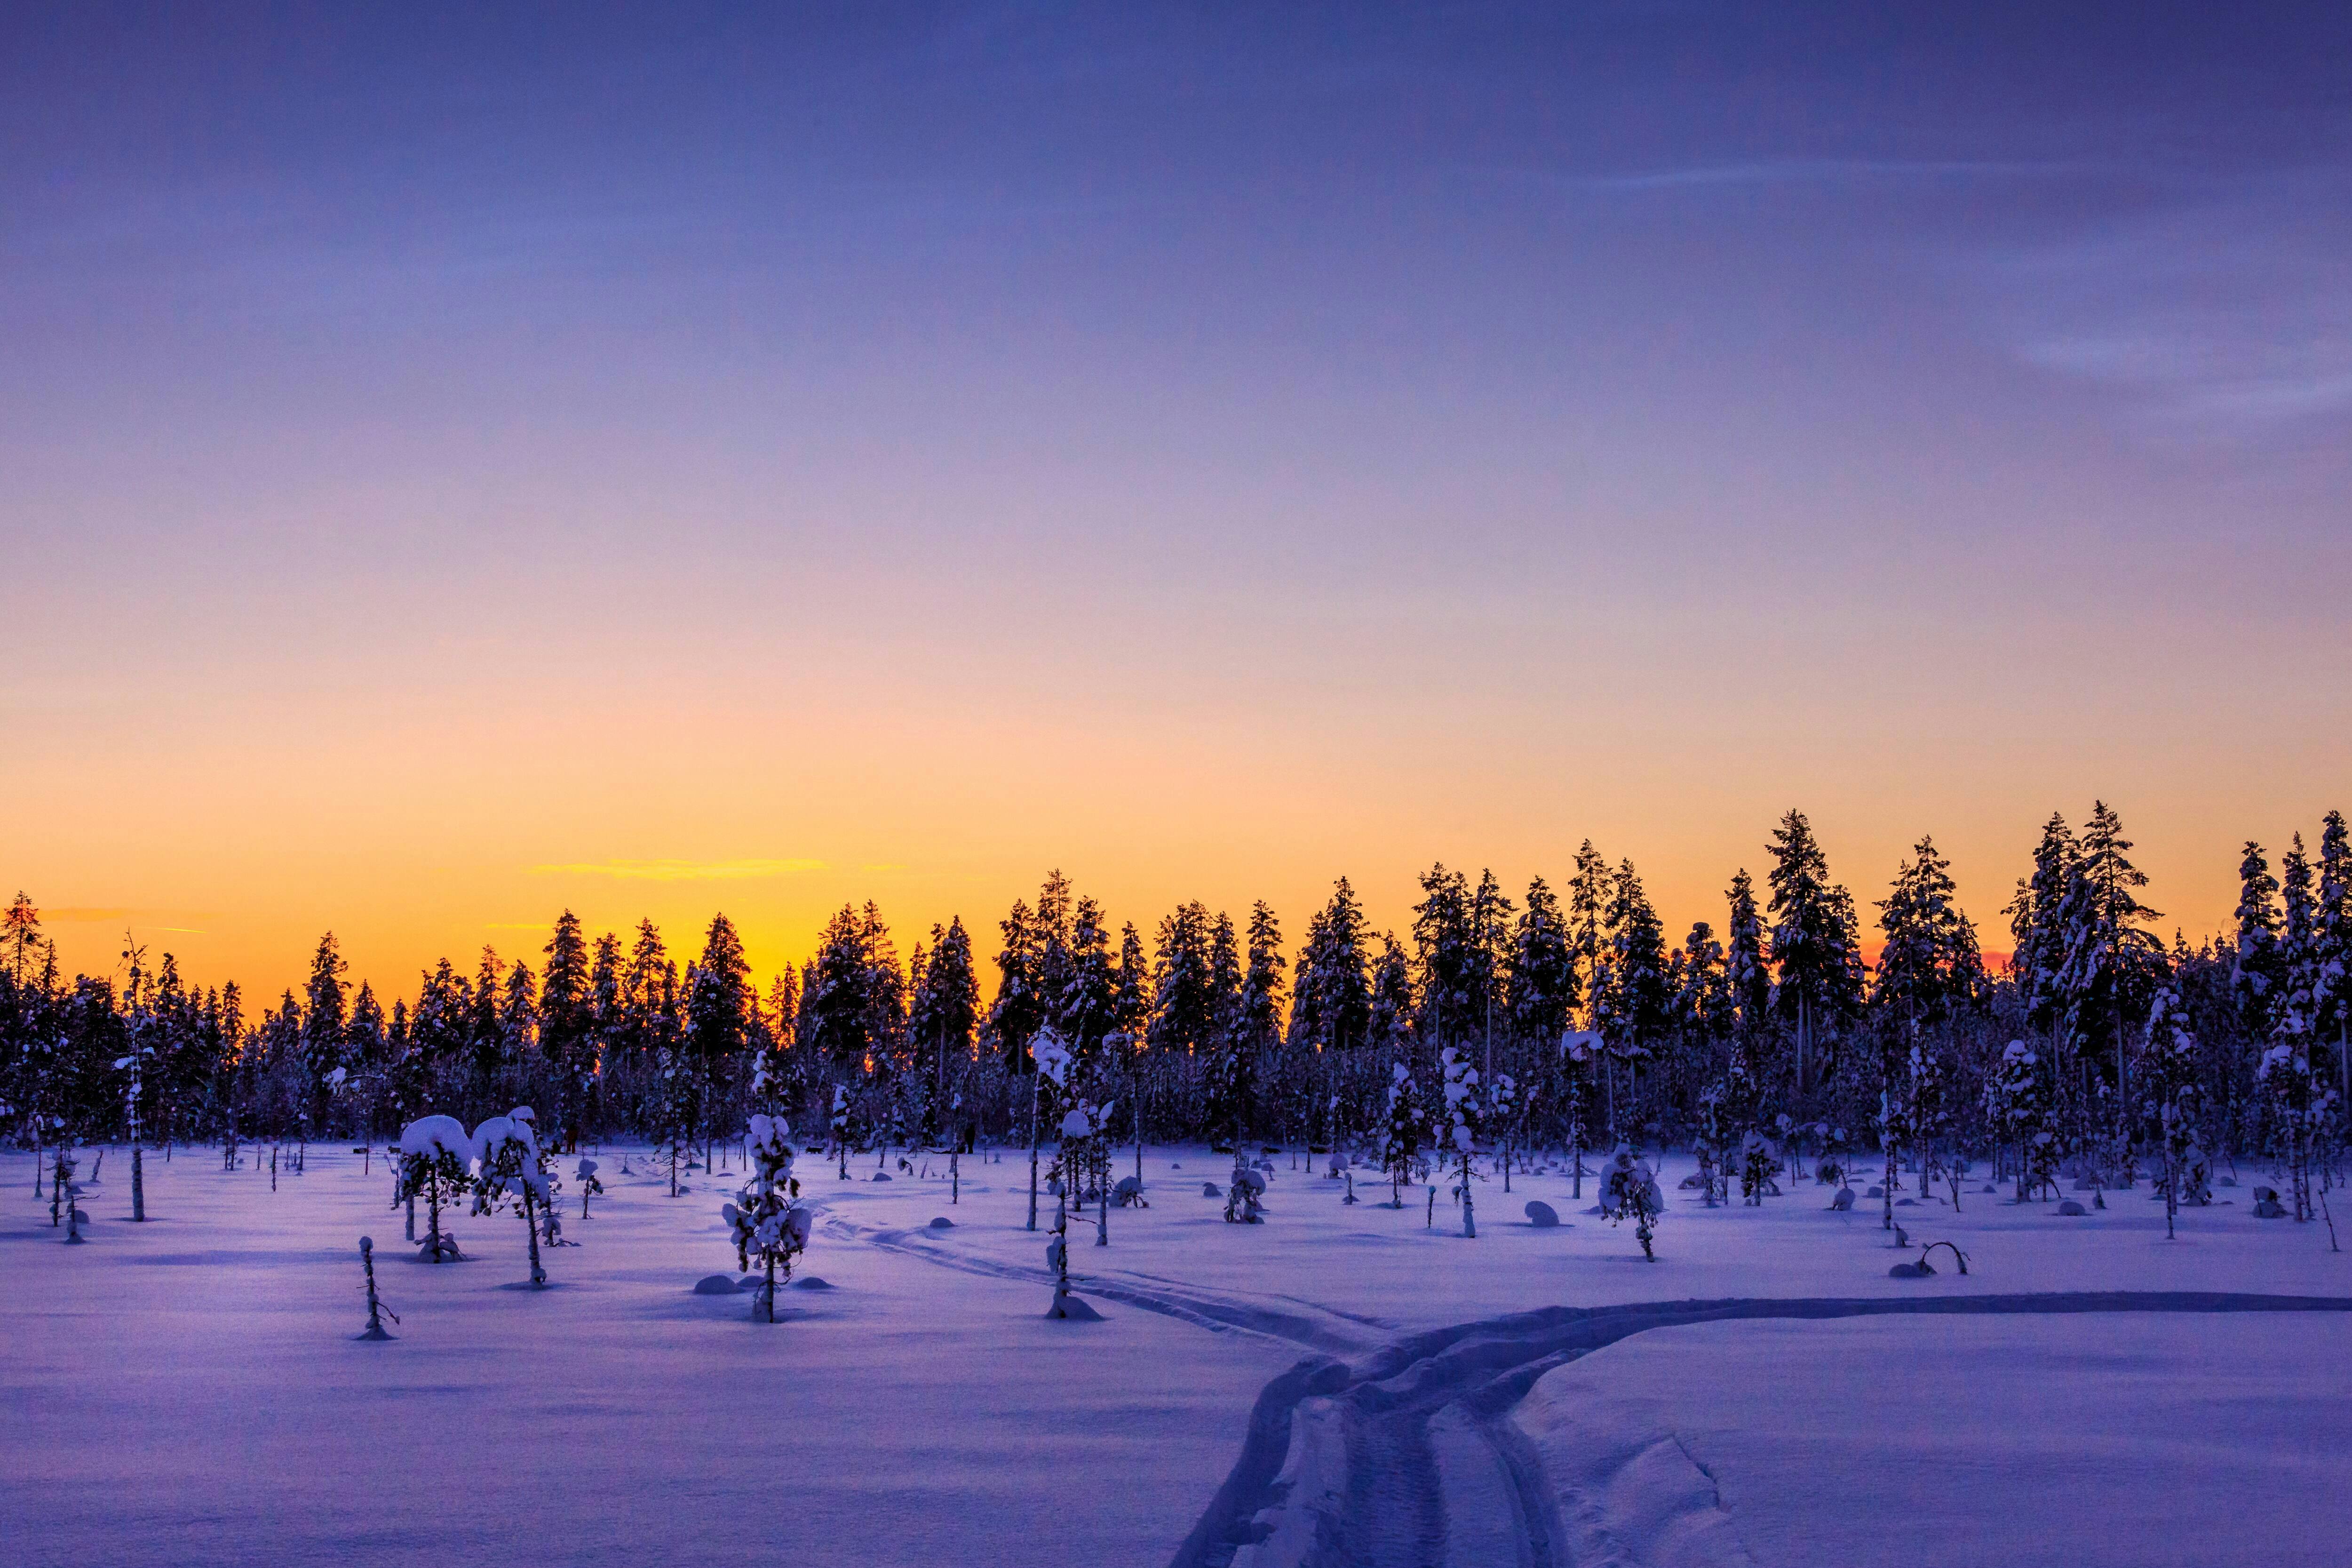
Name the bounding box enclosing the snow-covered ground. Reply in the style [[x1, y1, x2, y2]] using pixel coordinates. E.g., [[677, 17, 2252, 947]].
[[4, 1142, 2345, 1568]]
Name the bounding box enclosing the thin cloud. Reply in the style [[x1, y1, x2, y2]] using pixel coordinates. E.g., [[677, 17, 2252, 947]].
[[1491, 158, 2079, 195], [530, 858, 829, 882], [40, 907, 133, 923]]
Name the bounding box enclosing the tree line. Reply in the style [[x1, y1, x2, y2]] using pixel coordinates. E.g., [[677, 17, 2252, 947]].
[[4, 804, 2345, 1213]]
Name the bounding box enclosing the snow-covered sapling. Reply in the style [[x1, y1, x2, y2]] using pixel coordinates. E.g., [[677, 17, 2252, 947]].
[[576, 1157, 603, 1219], [472, 1109, 553, 1286], [1439, 1043, 1481, 1239], [724, 1114, 810, 1322], [395, 1114, 473, 1262], [356, 1236, 399, 1340], [1600, 1144, 1664, 1260], [1382, 1061, 1422, 1208], [1737, 1130, 1781, 1206]]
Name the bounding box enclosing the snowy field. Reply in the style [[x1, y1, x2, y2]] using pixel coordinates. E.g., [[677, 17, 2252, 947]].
[[5, 1142, 2347, 1568]]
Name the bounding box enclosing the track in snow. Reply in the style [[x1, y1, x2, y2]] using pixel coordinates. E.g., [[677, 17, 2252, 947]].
[[1171, 1291, 2352, 1568], [816, 1213, 2352, 1568]]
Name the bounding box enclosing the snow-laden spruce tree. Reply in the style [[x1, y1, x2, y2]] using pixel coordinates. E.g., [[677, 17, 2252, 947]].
[[1986, 1041, 2058, 1203], [396, 1114, 473, 1262], [2141, 979, 2206, 1239], [1600, 1144, 1663, 1259], [472, 1108, 553, 1286], [1381, 1060, 1422, 1207], [725, 1113, 810, 1322], [1438, 1042, 1480, 1238]]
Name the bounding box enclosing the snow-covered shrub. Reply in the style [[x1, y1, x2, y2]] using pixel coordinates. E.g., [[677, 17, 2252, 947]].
[[472, 1108, 554, 1286], [1380, 1061, 1422, 1208], [1736, 1130, 1781, 1206], [1600, 1144, 1663, 1260], [1985, 1041, 2058, 1202], [724, 1114, 810, 1322], [2141, 981, 2207, 1238], [1438, 1043, 1480, 1238], [395, 1114, 473, 1262]]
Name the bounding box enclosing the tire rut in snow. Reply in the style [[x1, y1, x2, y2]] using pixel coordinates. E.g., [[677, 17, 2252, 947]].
[[1172, 1290, 2352, 1568]]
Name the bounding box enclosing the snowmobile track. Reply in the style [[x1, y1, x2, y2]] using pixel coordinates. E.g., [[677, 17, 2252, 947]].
[[1171, 1290, 2352, 1568]]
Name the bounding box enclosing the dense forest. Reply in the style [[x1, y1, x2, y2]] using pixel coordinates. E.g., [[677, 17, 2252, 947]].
[[5, 804, 2346, 1208]]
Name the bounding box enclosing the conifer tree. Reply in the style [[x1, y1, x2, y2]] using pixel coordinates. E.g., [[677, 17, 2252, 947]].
[[1412, 864, 1476, 1046], [395, 1114, 473, 1261], [1723, 870, 1770, 1033], [2054, 802, 2167, 1116], [1380, 1059, 1422, 1205], [1986, 1041, 2058, 1202], [1874, 835, 1985, 1027], [2141, 979, 2206, 1238], [2314, 811, 2352, 1104], [2008, 813, 2079, 1032], [471, 1107, 553, 1287], [1567, 843, 1609, 1023], [1599, 1144, 1663, 1259], [687, 912, 752, 1134], [725, 1114, 810, 1321], [1148, 902, 1218, 1062], [1507, 877, 1578, 1053], [540, 911, 592, 1150], [2233, 841, 2283, 1035], [1765, 811, 1859, 1092], [1438, 1042, 1480, 1237]]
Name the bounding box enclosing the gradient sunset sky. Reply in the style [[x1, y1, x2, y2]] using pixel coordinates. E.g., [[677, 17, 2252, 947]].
[[7, 4, 2348, 1000]]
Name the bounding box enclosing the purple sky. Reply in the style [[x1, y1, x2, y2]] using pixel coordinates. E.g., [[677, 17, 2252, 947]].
[[6, 3, 2349, 993]]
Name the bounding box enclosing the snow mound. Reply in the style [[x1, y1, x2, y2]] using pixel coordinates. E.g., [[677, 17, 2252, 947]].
[[791, 1276, 834, 1290], [1525, 1200, 1560, 1228], [1046, 1291, 1104, 1321], [691, 1274, 740, 1296], [2056, 1200, 2089, 1216], [928, 1216, 954, 1229]]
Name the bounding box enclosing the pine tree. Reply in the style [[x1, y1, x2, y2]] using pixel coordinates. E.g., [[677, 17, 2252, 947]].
[[1567, 843, 1608, 1023], [1599, 1144, 1663, 1259], [1723, 870, 1770, 1033], [2008, 813, 2079, 1033], [1438, 1041, 1481, 1237], [2314, 811, 2352, 1105], [2233, 841, 2282, 1037], [686, 913, 752, 1133], [2053, 802, 2167, 1116], [1986, 1040, 2058, 1202], [540, 911, 592, 1150], [471, 1108, 553, 1287], [1290, 878, 1372, 1051], [1595, 861, 1670, 1092], [1873, 835, 1985, 1026], [1412, 864, 1476, 1047], [1766, 811, 1859, 1093], [1148, 901, 1219, 1062], [1203, 912, 1251, 1146], [1380, 1060, 1422, 1206], [725, 1113, 810, 1321], [1507, 876, 1578, 1051], [2140, 979, 2206, 1238], [395, 1114, 473, 1261]]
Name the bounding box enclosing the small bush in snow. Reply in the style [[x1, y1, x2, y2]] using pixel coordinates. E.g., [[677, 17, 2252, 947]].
[[724, 1114, 810, 1322], [395, 1115, 473, 1262], [1600, 1144, 1663, 1260], [472, 1108, 554, 1286]]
